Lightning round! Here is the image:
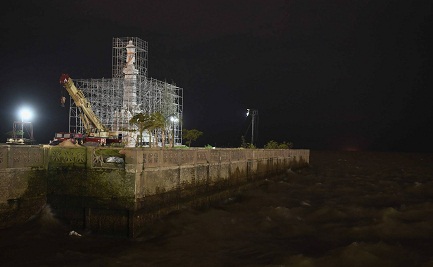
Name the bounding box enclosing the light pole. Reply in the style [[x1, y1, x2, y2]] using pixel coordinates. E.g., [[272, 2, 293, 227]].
[[246, 108, 258, 146], [21, 115, 24, 140], [12, 107, 33, 144], [170, 115, 179, 148], [19, 108, 32, 140]]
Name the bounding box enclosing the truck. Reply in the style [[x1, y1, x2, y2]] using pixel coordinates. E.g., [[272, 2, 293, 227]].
[[54, 74, 122, 146], [49, 132, 83, 145]]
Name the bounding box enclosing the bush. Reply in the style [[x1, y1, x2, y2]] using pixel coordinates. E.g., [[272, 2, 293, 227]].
[[264, 140, 293, 149]]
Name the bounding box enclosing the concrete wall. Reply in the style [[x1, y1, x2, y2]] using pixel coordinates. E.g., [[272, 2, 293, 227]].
[[123, 148, 309, 199], [0, 145, 309, 236], [121, 148, 309, 237], [0, 145, 47, 228]]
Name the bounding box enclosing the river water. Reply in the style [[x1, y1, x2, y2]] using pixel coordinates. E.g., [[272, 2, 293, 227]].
[[1, 151, 433, 266]]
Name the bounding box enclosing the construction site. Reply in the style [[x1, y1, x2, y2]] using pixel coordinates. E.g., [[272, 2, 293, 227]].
[[61, 37, 183, 147]]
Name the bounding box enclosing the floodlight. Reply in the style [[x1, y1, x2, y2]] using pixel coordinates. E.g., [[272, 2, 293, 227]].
[[170, 116, 179, 123], [19, 107, 33, 122]]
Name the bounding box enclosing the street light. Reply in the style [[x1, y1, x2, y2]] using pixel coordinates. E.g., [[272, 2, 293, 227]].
[[169, 115, 179, 147], [246, 108, 258, 146]]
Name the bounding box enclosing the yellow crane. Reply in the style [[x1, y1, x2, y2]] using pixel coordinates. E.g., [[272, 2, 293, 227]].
[[60, 74, 107, 136], [57, 74, 125, 146]]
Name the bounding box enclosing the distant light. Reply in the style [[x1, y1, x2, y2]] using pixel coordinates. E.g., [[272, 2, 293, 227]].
[[19, 107, 33, 122], [170, 116, 179, 123], [246, 109, 250, 117]]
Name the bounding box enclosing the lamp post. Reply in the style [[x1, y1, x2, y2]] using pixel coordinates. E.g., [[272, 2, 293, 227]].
[[246, 108, 258, 146], [170, 116, 179, 148]]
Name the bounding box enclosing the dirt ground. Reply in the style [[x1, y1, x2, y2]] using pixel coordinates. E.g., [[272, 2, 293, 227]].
[[1, 151, 433, 266]]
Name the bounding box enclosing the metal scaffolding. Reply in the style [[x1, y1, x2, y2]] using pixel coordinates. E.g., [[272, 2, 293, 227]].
[[68, 37, 183, 146], [112, 37, 148, 80], [143, 78, 183, 145]]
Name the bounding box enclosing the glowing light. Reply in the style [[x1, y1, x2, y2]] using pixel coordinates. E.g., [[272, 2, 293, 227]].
[[170, 116, 179, 123], [19, 107, 33, 122]]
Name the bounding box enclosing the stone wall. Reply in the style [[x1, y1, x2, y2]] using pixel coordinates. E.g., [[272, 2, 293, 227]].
[[0, 145, 309, 236], [122, 148, 309, 200], [121, 148, 309, 237], [0, 145, 47, 228]]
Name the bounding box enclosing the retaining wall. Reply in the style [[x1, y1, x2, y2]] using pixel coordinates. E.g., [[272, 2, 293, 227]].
[[0, 145, 309, 236], [0, 145, 47, 228]]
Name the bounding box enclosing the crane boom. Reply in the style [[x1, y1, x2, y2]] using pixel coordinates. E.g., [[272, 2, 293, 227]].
[[59, 74, 106, 133]]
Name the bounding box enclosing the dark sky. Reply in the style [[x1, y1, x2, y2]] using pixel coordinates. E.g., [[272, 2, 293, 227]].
[[1, 0, 432, 152]]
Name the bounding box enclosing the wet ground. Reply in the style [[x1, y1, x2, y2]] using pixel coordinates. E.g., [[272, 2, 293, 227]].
[[1, 151, 433, 266]]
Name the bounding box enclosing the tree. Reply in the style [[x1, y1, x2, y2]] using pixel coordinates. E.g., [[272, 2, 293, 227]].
[[129, 113, 152, 147], [146, 112, 169, 148], [151, 112, 167, 147], [183, 129, 203, 147]]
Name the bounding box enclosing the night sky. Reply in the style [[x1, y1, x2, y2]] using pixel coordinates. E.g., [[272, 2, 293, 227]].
[[1, 0, 432, 152]]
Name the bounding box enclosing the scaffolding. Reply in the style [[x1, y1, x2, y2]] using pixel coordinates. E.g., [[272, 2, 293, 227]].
[[112, 37, 148, 80], [143, 78, 183, 145], [6, 121, 34, 145], [68, 37, 183, 146], [69, 78, 123, 134]]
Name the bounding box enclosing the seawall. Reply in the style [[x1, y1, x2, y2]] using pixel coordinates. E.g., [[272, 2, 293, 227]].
[[1, 145, 309, 237], [0, 145, 47, 229]]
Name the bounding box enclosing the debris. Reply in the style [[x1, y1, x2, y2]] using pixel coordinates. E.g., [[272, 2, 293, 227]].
[[301, 201, 311, 207], [58, 139, 81, 147], [69, 230, 82, 237], [106, 157, 124, 163]]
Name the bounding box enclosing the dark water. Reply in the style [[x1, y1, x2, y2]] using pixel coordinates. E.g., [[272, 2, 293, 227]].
[[2, 151, 433, 267]]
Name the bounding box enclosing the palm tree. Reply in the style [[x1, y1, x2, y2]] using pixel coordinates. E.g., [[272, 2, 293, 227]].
[[145, 113, 158, 147], [146, 117, 156, 148], [129, 112, 172, 148], [129, 113, 152, 147], [147, 112, 167, 148], [151, 112, 168, 148]]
